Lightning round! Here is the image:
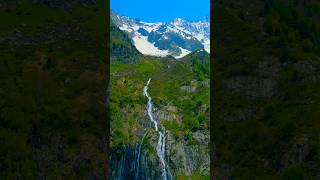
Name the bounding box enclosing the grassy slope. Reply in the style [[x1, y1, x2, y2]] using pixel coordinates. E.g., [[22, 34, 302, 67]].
[[0, 1, 107, 179], [110, 51, 210, 178], [110, 54, 210, 144]]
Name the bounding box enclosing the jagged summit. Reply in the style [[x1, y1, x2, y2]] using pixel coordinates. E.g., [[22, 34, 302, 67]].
[[110, 11, 210, 59]]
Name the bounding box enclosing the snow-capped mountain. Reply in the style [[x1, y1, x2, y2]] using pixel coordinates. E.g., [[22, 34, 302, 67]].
[[111, 11, 210, 59]]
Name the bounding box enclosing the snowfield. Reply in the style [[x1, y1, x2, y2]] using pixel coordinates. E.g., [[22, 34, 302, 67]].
[[111, 11, 210, 58], [133, 35, 169, 57]]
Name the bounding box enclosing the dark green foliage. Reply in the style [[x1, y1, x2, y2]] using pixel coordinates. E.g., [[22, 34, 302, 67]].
[[281, 165, 306, 180], [0, 1, 107, 178], [110, 21, 141, 63], [213, 0, 320, 178], [184, 116, 200, 131], [264, 0, 320, 55], [188, 50, 210, 80]]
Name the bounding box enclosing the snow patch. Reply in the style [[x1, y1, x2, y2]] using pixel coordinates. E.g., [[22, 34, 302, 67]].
[[175, 47, 191, 59], [204, 39, 210, 53], [112, 11, 211, 57], [119, 24, 133, 32], [132, 35, 169, 57]]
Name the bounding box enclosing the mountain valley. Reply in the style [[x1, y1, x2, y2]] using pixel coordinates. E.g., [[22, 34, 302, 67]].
[[110, 13, 210, 179]]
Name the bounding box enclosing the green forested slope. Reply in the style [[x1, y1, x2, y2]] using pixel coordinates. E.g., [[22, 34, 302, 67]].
[[110, 21, 141, 63], [0, 1, 107, 178], [213, 0, 320, 179]]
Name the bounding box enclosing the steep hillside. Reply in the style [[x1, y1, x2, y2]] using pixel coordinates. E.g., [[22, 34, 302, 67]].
[[110, 46, 210, 178], [110, 21, 141, 63], [213, 0, 320, 179], [0, 1, 107, 179]]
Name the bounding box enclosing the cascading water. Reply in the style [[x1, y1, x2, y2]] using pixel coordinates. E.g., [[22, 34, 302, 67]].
[[143, 78, 171, 180], [135, 129, 148, 180]]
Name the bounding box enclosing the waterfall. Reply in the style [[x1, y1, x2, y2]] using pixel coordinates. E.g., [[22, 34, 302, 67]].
[[143, 78, 171, 180], [135, 130, 148, 180]]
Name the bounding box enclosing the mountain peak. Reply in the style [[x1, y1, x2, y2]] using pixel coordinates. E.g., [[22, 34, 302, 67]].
[[172, 18, 186, 25], [111, 12, 210, 58]]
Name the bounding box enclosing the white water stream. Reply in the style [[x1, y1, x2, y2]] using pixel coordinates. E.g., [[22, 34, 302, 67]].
[[143, 78, 170, 180], [135, 130, 148, 180]]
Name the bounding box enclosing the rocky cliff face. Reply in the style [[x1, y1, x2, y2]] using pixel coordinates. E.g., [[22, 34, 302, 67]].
[[110, 145, 162, 180], [111, 98, 209, 179], [166, 131, 210, 176], [110, 11, 210, 58]]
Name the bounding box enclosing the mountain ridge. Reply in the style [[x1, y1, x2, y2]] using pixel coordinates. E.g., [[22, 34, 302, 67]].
[[111, 10, 210, 59]]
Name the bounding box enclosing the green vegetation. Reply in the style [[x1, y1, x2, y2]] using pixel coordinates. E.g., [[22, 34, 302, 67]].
[[281, 165, 306, 180], [110, 53, 210, 148], [213, 0, 320, 178], [0, 1, 107, 178], [110, 21, 141, 63], [177, 172, 210, 180], [110, 22, 210, 178]]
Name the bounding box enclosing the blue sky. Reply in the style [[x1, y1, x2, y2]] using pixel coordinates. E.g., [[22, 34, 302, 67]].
[[110, 0, 210, 22]]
